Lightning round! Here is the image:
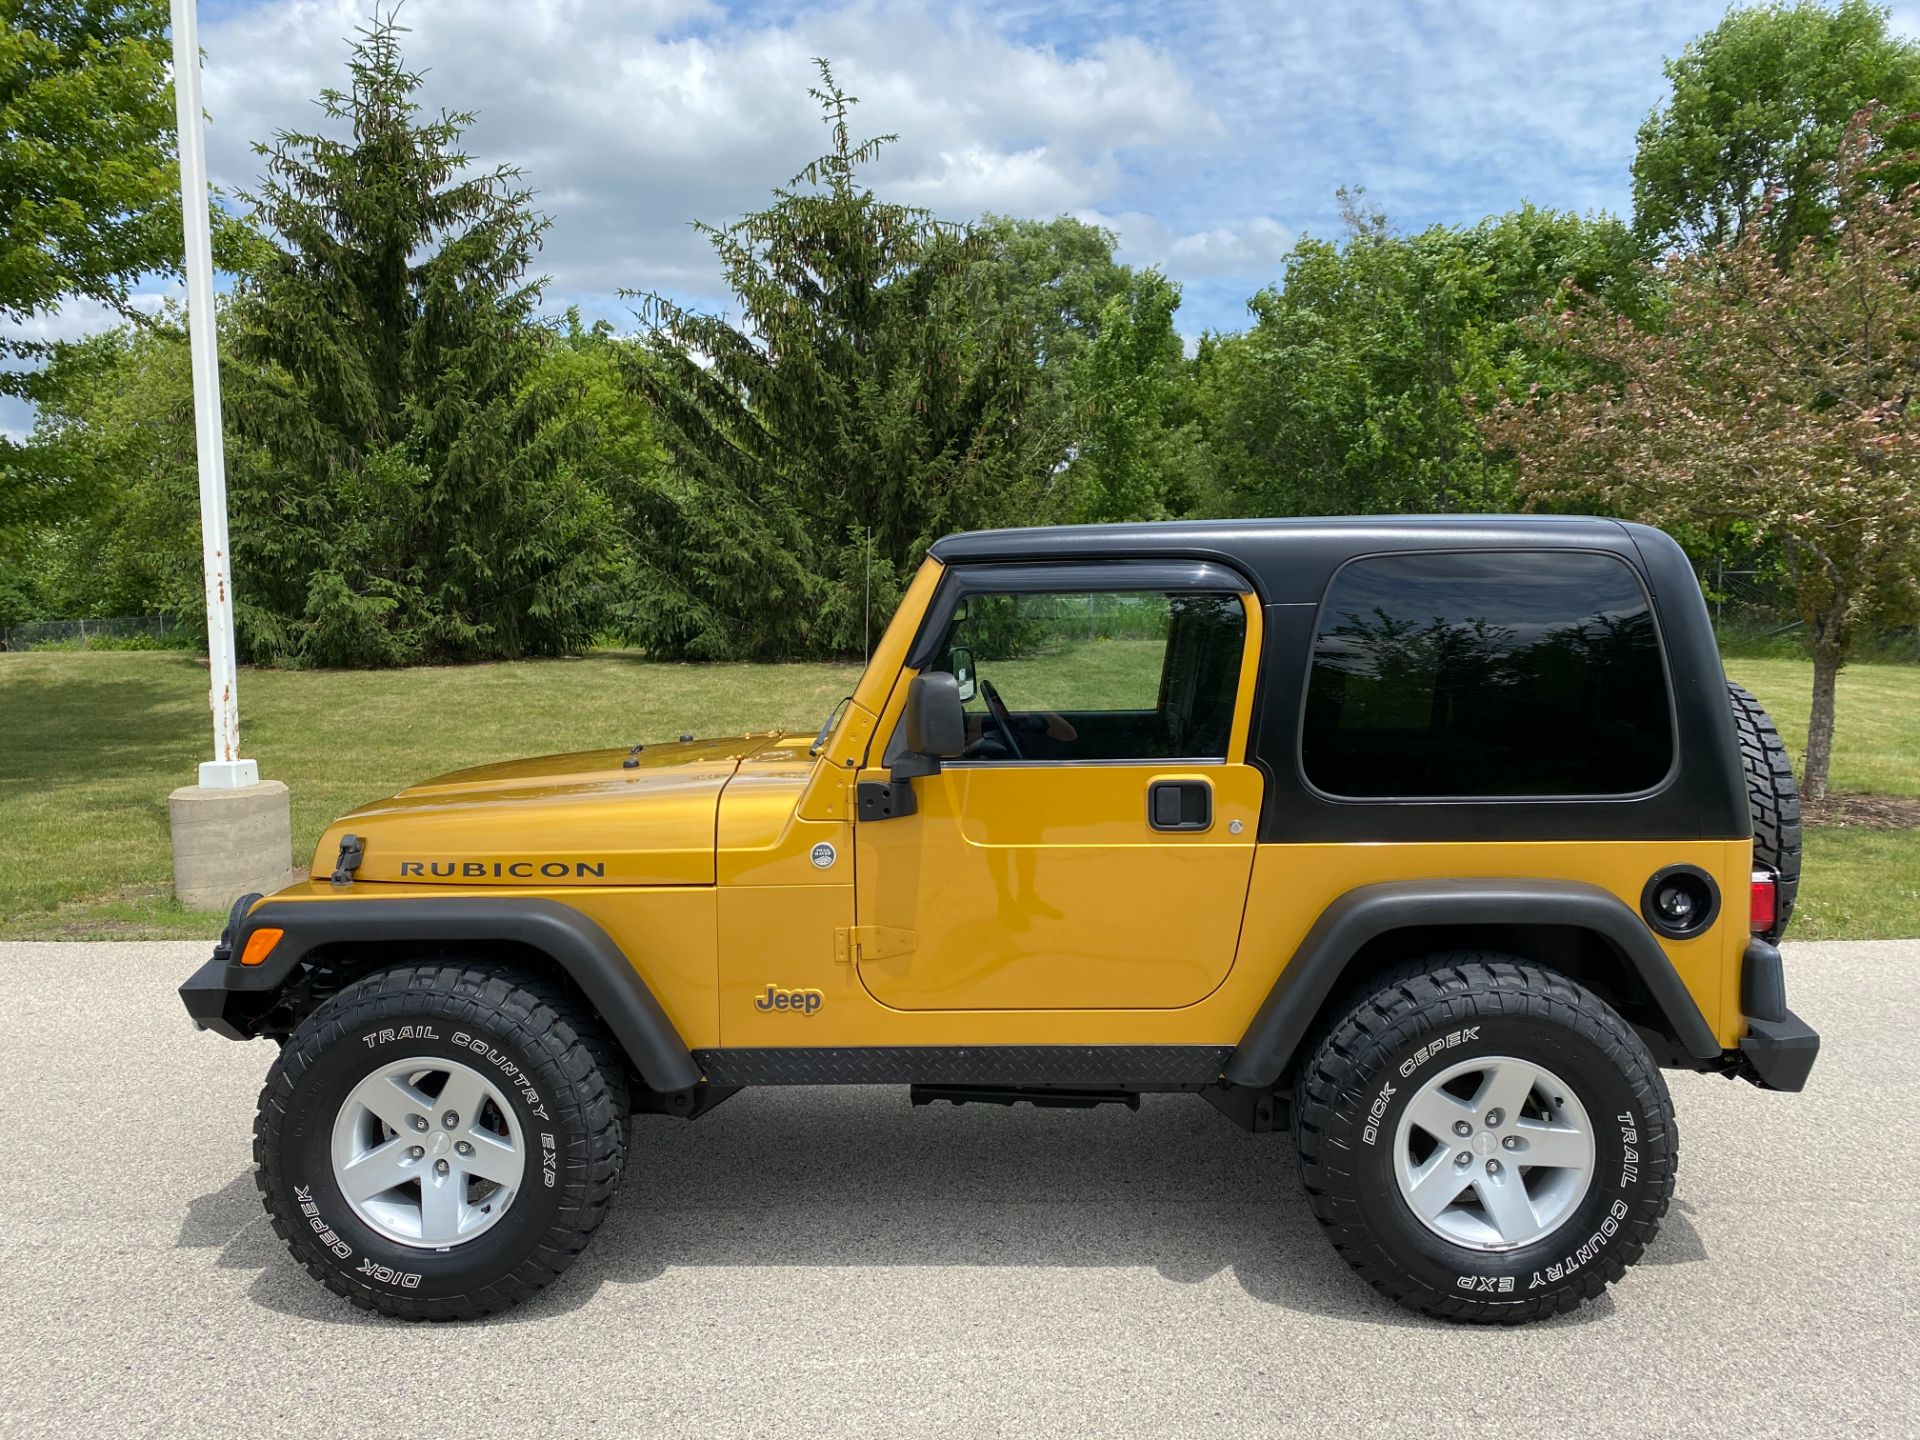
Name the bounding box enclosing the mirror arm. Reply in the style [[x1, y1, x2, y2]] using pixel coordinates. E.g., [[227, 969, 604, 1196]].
[[890, 751, 940, 781]]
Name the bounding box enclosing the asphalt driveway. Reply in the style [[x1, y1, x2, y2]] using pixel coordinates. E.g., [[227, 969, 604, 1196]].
[[0, 939, 1913, 1438]]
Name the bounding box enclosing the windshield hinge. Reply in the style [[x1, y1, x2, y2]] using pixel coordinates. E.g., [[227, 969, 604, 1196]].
[[856, 779, 917, 821], [835, 925, 916, 966]]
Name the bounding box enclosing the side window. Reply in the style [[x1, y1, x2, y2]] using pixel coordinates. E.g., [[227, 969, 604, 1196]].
[[929, 588, 1248, 763], [1301, 551, 1673, 798]]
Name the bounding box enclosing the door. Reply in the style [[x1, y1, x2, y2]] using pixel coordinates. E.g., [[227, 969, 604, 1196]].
[[853, 569, 1264, 1011]]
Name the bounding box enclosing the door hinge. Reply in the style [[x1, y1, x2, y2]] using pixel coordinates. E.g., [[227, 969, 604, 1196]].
[[835, 925, 916, 966]]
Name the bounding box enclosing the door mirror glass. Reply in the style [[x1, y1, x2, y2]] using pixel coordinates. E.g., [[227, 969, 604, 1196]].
[[904, 671, 966, 759], [946, 645, 977, 703]]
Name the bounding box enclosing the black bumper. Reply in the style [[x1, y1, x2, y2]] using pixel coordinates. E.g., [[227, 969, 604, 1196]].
[[178, 891, 271, 1042], [179, 954, 252, 1041], [1734, 937, 1820, 1091]]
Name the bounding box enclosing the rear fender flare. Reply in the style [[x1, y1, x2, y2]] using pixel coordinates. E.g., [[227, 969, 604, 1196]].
[[1222, 878, 1722, 1089], [225, 896, 702, 1093]]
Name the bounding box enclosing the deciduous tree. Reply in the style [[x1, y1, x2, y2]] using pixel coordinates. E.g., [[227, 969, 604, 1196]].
[[1480, 110, 1920, 800], [1, 0, 178, 543], [1632, 0, 1920, 261], [1195, 198, 1648, 519]]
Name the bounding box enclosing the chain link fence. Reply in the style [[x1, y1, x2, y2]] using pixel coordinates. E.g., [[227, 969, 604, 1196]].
[[1698, 559, 1920, 663], [0, 614, 181, 651]]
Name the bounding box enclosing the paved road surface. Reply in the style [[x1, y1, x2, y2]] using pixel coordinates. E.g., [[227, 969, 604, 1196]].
[[0, 940, 1914, 1439]]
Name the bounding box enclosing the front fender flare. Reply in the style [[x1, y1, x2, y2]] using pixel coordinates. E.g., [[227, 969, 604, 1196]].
[[1221, 878, 1723, 1089], [208, 896, 702, 1094]]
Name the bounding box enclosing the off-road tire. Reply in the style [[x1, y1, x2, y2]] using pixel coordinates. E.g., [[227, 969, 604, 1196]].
[[254, 964, 628, 1321], [1294, 955, 1676, 1324], [1728, 681, 1802, 935]]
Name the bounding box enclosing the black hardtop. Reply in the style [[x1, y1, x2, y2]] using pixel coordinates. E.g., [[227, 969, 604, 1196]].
[[930, 514, 1669, 607], [934, 513, 1747, 845]]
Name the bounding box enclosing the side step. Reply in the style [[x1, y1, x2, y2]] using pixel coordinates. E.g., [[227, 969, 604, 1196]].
[[910, 1084, 1142, 1112]]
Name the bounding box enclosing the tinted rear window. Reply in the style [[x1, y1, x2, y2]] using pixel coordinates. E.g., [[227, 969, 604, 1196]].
[[1302, 550, 1673, 798]]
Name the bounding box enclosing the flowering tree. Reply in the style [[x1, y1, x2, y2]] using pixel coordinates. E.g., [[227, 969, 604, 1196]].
[[1478, 110, 1920, 801]]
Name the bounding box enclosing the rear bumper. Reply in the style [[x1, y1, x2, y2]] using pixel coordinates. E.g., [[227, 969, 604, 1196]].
[[1733, 937, 1820, 1092], [1738, 1010, 1821, 1091]]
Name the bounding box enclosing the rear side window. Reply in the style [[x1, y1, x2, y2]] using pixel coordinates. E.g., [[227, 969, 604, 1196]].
[[1301, 550, 1673, 799]]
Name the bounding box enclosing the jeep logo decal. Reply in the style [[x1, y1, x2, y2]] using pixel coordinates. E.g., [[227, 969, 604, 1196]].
[[755, 984, 823, 1015]]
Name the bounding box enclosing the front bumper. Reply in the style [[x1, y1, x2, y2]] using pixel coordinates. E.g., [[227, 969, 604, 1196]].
[[179, 954, 251, 1041], [177, 891, 274, 1042], [1734, 937, 1820, 1091]]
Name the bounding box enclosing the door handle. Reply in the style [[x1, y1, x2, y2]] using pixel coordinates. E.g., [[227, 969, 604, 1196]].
[[1148, 778, 1212, 832]]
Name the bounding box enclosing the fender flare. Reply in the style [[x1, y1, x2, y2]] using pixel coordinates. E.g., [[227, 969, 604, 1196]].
[[1221, 878, 1723, 1089], [219, 896, 703, 1093]]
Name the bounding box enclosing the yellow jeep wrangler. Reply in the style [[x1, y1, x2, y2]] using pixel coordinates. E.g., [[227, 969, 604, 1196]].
[[180, 516, 1818, 1323]]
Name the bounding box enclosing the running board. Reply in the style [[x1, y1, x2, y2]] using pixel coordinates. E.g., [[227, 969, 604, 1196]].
[[909, 1084, 1141, 1111]]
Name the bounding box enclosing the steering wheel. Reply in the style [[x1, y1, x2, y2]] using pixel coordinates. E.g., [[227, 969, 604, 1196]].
[[977, 678, 1025, 761]]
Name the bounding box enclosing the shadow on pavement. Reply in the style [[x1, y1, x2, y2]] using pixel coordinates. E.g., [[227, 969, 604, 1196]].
[[180, 1087, 1706, 1328]]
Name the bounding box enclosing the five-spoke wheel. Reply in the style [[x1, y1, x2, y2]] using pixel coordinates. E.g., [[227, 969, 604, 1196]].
[[329, 1055, 526, 1248], [1391, 1054, 1595, 1251]]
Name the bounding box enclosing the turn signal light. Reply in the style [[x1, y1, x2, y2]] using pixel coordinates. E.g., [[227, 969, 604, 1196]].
[[1750, 872, 1778, 933], [240, 927, 284, 966]]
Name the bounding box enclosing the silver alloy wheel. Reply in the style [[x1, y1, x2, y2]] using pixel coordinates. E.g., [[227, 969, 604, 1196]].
[[329, 1055, 525, 1249], [1391, 1054, 1595, 1252]]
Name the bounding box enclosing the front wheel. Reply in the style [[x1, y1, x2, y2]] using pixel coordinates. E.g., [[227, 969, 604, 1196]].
[[254, 964, 628, 1320], [1293, 955, 1676, 1323]]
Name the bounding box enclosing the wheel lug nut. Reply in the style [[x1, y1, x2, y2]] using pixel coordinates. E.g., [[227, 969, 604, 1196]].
[[1485, 1109, 1503, 1128], [408, 1145, 424, 1159], [1454, 1151, 1471, 1167], [435, 1158, 449, 1175], [456, 1141, 473, 1156], [1502, 1135, 1519, 1150], [1486, 1159, 1502, 1175], [409, 1115, 428, 1132], [442, 1111, 459, 1129], [1452, 1120, 1472, 1137]]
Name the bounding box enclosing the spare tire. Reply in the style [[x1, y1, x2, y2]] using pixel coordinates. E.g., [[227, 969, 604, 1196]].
[[1728, 682, 1802, 937]]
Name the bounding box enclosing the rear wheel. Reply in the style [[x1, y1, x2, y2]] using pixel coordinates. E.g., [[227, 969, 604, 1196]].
[[1293, 955, 1676, 1323], [255, 964, 628, 1320]]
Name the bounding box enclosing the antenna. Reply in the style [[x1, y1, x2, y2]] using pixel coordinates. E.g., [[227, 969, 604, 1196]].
[[864, 526, 873, 661]]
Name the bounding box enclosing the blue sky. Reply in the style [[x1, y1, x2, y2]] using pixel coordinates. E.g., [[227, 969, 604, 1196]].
[[8, 0, 1919, 439]]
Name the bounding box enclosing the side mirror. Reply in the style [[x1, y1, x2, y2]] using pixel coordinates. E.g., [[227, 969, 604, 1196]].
[[947, 646, 977, 703], [902, 671, 966, 763]]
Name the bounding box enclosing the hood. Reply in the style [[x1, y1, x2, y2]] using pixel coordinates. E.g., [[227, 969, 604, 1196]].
[[316, 735, 783, 887]]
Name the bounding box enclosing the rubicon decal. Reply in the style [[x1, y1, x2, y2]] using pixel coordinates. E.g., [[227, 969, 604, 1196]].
[[398, 859, 606, 879]]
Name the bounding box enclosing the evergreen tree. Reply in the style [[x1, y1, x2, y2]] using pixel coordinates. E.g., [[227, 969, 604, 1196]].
[[621, 63, 1057, 660], [227, 12, 608, 665]]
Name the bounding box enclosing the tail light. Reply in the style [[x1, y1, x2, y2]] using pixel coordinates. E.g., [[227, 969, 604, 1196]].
[[1750, 871, 1778, 934]]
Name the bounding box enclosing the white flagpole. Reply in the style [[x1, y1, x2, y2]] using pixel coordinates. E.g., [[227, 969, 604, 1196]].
[[169, 0, 253, 789]]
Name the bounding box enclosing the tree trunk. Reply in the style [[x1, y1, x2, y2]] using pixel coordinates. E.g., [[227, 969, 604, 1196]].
[[1803, 642, 1841, 803]]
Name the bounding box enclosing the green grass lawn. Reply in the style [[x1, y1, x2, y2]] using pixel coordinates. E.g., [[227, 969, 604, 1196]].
[[0, 650, 858, 939], [1723, 658, 1920, 940], [1, 647, 1914, 940]]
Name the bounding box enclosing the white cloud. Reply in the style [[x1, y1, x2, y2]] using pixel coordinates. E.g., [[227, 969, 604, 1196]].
[[194, 0, 1217, 305], [1081, 210, 1296, 278], [10, 0, 1852, 371], [2, 290, 180, 348]]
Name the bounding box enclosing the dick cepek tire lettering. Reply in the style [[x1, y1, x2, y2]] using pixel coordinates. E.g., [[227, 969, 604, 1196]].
[[253, 963, 628, 1321], [1293, 954, 1677, 1323]]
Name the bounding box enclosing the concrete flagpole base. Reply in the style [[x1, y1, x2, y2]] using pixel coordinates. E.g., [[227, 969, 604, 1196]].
[[169, 778, 295, 912]]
